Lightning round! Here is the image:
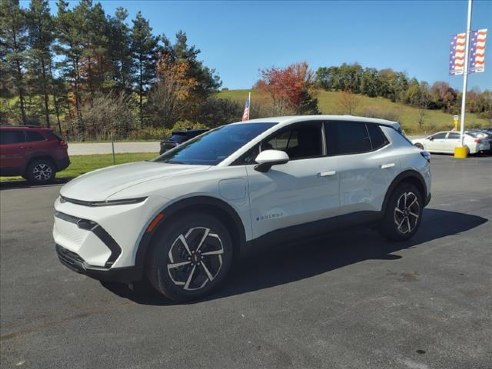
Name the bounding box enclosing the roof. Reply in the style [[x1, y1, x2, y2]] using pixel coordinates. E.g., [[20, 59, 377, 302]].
[[236, 115, 400, 129]]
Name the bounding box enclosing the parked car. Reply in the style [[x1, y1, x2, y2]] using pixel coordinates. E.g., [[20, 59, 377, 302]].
[[0, 126, 70, 184], [466, 129, 492, 152], [53, 115, 431, 302], [159, 129, 209, 154], [412, 131, 490, 154]]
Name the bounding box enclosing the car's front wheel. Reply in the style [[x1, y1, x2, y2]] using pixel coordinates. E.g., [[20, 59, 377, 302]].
[[26, 159, 56, 184], [380, 184, 423, 241], [147, 213, 233, 302]]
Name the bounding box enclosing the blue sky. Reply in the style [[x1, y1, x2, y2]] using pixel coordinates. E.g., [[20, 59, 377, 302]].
[[42, 1, 492, 91]]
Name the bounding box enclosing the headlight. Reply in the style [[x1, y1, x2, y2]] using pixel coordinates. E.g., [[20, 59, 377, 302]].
[[60, 195, 147, 207]]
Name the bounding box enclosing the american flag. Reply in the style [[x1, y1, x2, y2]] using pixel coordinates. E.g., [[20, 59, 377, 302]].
[[449, 29, 487, 75], [241, 94, 250, 121], [449, 32, 466, 75], [470, 29, 487, 73]]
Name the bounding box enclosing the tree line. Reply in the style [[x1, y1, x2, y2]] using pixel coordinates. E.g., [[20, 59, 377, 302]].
[[0, 0, 242, 139], [2, 0, 490, 140], [316, 63, 492, 122]]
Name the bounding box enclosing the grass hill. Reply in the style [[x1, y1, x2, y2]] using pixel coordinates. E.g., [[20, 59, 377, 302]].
[[218, 89, 490, 134]]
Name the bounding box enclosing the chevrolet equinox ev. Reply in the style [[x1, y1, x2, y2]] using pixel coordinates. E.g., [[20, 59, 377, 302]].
[[53, 116, 432, 302]]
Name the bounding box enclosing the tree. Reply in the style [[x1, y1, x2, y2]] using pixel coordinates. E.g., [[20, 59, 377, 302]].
[[160, 31, 221, 120], [148, 54, 198, 128], [255, 62, 319, 115], [107, 7, 133, 92], [0, 0, 29, 123], [430, 82, 457, 112], [131, 11, 159, 126], [336, 90, 360, 115], [26, 0, 54, 127], [55, 0, 86, 126]]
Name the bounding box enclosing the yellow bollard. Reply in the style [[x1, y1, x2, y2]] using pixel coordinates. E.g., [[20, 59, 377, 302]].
[[454, 146, 469, 158]]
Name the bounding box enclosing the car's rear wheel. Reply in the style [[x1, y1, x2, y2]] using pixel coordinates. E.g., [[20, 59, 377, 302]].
[[380, 184, 423, 241], [147, 213, 233, 302], [26, 159, 56, 184]]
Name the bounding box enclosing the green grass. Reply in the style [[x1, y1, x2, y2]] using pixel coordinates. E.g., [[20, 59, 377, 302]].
[[217, 89, 489, 134], [0, 152, 158, 182]]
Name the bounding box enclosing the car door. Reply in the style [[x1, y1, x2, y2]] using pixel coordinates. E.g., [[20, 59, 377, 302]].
[[243, 121, 340, 239], [0, 129, 27, 175], [427, 132, 447, 153], [444, 131, 461, 153], [324, 121, 396, 217]]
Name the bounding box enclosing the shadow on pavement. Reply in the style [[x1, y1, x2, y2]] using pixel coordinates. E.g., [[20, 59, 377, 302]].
[[101, 208, 487, 305]]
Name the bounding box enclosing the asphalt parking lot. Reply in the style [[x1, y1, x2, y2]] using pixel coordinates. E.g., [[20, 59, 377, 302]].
[[1, 155, 491, 369]]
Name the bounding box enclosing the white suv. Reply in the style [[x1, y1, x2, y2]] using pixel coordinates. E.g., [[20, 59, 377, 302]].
[[53, 116, 432, 302]]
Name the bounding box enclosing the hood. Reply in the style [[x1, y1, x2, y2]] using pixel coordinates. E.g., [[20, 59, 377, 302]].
[[60, 161, 210, 201]]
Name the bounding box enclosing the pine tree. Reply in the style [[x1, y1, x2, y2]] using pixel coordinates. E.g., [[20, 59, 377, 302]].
[[26, 0, 54, 127], [107, 7, 133, 92], [131, 11, 159, 126], [54, 0, 85, 133], [0, 0, 29, 124]]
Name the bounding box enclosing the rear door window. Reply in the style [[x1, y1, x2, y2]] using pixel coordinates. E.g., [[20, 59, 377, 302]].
[[0, 130, 25, 144], [25, 131, 46, 142], [447, 132, 461, 140], [325, 121, 372, 155]]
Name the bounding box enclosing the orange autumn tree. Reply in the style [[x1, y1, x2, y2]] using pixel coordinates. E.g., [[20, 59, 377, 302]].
[[255, 62, 319, 115], [148, 53, 199, 128]]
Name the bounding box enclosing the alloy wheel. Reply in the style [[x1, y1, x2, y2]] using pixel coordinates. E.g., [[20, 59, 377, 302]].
[[393, 191, 420, 234], [166, 227, 224, 291], [32, 163, 53, 182]]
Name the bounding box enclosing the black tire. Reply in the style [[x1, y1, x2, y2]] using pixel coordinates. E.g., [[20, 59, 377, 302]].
[[146, 213, 233, 302], [379, 183, 423, 241], [26, 159, 56, 184], [415, 143, 424, 150]]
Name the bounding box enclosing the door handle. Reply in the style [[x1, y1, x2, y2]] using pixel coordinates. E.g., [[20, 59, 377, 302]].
[[380, 163, 395, 169], [318, 171, 336, 177]]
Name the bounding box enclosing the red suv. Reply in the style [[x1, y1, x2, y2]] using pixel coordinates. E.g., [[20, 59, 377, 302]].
[[0, 126, 70, 184]]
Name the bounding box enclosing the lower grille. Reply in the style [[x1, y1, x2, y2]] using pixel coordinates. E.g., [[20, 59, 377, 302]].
[[56, 244, 86, 272]]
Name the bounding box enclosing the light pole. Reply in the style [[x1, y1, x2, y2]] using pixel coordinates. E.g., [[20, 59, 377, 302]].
[[455, 0, 473, 158]]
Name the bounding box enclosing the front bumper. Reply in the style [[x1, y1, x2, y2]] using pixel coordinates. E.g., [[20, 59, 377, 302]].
[[56, 244, 139, 282], [53, 195, 167, 270]]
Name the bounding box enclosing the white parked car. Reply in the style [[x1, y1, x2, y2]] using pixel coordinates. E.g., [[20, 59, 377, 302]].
[[53, 115, 432, 302], [412, 131, 490, 154]]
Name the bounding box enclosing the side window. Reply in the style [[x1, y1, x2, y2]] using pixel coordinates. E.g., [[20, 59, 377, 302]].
[[265, 131, 298, 151], [25, 131, 46, 142], [325, 121, 371, 156], [265, 122, 323, 160], [232, 144, 260, 165], [432, 132, 447, 139], [367, 124, 389, 150], [231, 122, 323, 165], [447, 132, 460, 139], [0, 130, 25, 144]]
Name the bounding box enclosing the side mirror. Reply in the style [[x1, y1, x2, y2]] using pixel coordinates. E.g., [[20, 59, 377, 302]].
[[254, 150, 289, 172], [428, 136, 434, 141]]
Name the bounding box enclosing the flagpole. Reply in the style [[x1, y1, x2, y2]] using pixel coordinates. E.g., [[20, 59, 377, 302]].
[[459, 0, 473, 147]]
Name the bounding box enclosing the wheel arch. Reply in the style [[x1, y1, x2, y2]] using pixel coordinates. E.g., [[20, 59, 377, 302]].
[[133, 196, 246, 280], [382, 170, 428, 213]]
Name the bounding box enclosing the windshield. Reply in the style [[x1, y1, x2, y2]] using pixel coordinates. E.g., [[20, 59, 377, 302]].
[[154, 123, 276, 165]]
